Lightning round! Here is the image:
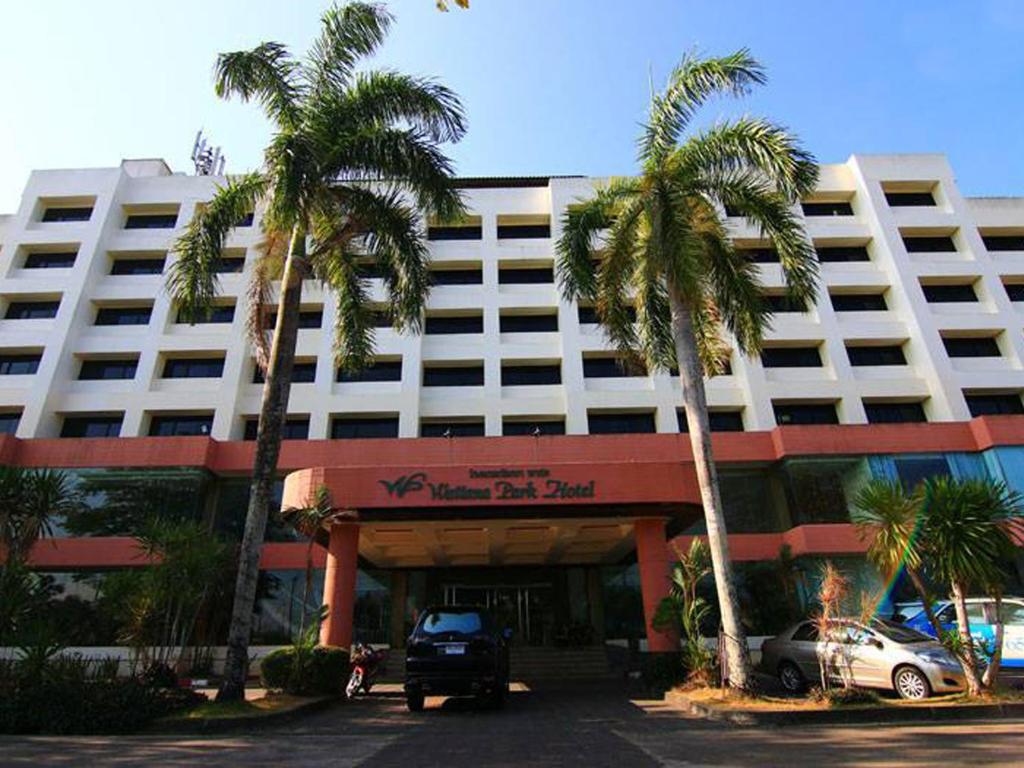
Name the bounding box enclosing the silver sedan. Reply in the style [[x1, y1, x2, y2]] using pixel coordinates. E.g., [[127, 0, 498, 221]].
[[760, 618, 965, 699]]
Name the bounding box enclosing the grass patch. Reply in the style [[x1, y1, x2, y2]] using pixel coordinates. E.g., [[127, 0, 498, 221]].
[[169, 693, 319, 721]]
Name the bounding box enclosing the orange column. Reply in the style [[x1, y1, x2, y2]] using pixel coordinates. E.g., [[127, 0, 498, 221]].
[[320, 521, 360, 649], [634, 517, 678, 653]]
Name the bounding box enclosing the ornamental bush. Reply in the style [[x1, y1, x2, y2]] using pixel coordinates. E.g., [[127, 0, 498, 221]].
[[260, 645, 350, 696]]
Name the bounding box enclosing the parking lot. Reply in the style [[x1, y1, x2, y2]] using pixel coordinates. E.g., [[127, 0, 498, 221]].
[[2, 683, 1024, 767]]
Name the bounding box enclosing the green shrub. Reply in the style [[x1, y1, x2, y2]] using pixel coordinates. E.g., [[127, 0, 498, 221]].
[[259, 645, 349, 696]]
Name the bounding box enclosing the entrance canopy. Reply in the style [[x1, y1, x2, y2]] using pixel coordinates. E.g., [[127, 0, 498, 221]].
[[282, 460, 703, 567]]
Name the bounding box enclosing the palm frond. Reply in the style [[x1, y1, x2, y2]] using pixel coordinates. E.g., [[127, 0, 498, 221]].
[[214, 42, 302, 128], [307, 2, 392, 95], [640, 49, 766, 164], [168, 172, 267, 323], [688, 295, 731, 375], [244, 241, 285, 373]]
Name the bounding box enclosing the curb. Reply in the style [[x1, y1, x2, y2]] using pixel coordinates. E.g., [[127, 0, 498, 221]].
[[150, 696, 338, 734], [663, 690, 1024, 727]]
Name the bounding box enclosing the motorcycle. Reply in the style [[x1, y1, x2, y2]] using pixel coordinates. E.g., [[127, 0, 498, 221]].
[[346, 642, 388, 699]]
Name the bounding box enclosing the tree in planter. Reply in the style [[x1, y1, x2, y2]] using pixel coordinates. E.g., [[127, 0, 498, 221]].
[[167, 2, 465, 701], [851, 479, 944, 638], [556, 50, 818, 689], [919, 476, 1020, 696]]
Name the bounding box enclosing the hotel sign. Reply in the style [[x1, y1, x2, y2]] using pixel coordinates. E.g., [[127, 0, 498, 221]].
[[380, 467, 596, 502]]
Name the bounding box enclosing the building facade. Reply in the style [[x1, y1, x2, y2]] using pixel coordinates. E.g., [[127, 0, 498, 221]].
[[2, 154, 1024, 653]]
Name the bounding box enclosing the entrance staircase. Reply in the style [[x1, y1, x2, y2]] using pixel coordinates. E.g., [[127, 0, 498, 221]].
[[379, 646, 618, 685]]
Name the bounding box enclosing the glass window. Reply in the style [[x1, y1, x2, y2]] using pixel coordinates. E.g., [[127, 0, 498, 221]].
[[418, 610, 484, 636], [420, 420, 485, 437], [498, 266, 554, 284], [893, 455, 950, 490], [943, 336, 1001, 358], [23, 251, 76, 269], [0, 354, 41, 375], [587, 412, 656, 434], [422, 365, 484, 387], [779, 458, 865, 525], [330, 416, 399, 439], [162, 357, 225, 379], [177, 305, 234, 324], [501, 364, 561, 386], [816, 246, 870, 263], [244, 418, 309, 441], [847, 345, 906, 366], [500, 313, 558, 333], [1005, 284, 1024, 302], [148, 415, 213, 437], [337, 360, 401, 383], [903, 235, 957, 253], [60, 415, 123, 438], [497, 223, 550, 239], [95, 306, 151, 326], [886, 191, 936, 207], [431, 268, 483, 285], [801, 201, 853, 216], [831, 292, 887, 312], [502, 418, 566, 436], [983, 235, 1024, 252], [124, 213, 178, 229], [254, 361, 316, 384], [0, 411, 20, 434], [864, 402, 927, 424], [792, 622, 820, 642], [578, 305, 636, 324], [214, 256, 246, 273], [761, 346, 823, 368], [582, 356, 647, 378], [110, 257, 165, 275], [427, 225, 482, 241], [5, 301, 60, 319], [999, 602, 1024, 624], [739, 247, 780, 263], [763, 294, 807, 313], [79, 359, 138, 380], [42, 206, 92, 223], [965, 393, 1024, 417], [922, 283, 977, 303], [774, 402, 838, 425], [424, 315, 483, 335], [678, 410, 744, 433]]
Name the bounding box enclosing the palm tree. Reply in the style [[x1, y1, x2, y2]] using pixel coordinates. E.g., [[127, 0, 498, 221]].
[[279, 485, 346, 641], [555, 50, 818, 689], [0, 466, 77, 562], [167, 2, 466, 701], [919, 476, 1020, 695], [851, 479, 943, 638]]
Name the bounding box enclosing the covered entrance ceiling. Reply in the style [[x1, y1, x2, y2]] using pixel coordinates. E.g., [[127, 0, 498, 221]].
[[358, 517, 642, 568]]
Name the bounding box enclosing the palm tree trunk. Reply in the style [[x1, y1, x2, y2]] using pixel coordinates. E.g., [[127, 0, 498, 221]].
[[906, 568, 944, 640], [983, 591, 1003, 689], [218, 227, 308, 702], [951, 579, 983, 696], [668, 289, 752, 690]]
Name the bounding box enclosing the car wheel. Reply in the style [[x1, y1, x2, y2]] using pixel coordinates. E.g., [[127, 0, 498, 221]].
[[406, 690, 425, 712], [894, 665, 931, 700], [778, 661, 806, 694]]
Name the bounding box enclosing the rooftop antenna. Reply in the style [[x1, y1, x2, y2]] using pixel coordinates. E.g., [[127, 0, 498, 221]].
[[191, 130, 226, 176]]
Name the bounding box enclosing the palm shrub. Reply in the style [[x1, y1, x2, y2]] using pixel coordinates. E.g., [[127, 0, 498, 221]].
[[167, 2, 465, 700], [919, 476, 1020, 695], [556, 50, 818, 689], [653, 539, 715, 685]]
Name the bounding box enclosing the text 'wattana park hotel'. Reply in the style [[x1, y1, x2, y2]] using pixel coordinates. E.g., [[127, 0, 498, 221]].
[[2, 152, 1024, 662]]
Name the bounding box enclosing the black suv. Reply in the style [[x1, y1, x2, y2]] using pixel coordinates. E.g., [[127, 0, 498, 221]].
[[404, 605, 511, 711]]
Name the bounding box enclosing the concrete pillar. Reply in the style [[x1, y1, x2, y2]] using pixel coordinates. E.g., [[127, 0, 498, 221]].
[[320, 521, 360, 649], [634, 517, 678, 653]]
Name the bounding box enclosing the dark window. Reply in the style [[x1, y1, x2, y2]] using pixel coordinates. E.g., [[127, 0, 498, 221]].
[[903, 235, 957, 253], [587, 412, 656, 434], [5, 301, 59, 320], [846, 345, 906, 366], [214, 256, 246, 273], [763, 294, 807, 313], [110, 257, 165, 275], [0, 354, 41, 375], [965, 393, 1024, 417], [337, 360, 402, 383], [801, 201, 853, 216], [79, 358, 137, 380], [370, 309, 394, 328], [61, 415, 123, 438], [816, 246, 870, 263], [1005, 284, 1024, 302], [502, 418, 566, 436], [670, 360, 733, 377], [724, 204, 743, 217], [830, 292, 888, 312], [773, 402, 838, 425], [424, 315, 483, 335], [921, 283, 976, 303], [582, 357, 647, 378], [162, 357, 225, 379], [357, 262, 384, 280], [431, 268, 483, 285], [124, 213, 178, 229], [760, 346, 823, 368], [943, 336, 1001, 358], [677, 410, 744, 432], [864, 402, 927, 424], [423, 365, 484, 387], [42, 206, 92, 223], [254, 361, 316, 384], [497, 223, 550, 239], [244, 417, 308, 441], [428, 225, 483, 241], [792, 623, 820, 642], [578, 305, 636, 324], [0, 412, 20, 434], [178, 304, 235, 324], [501, 364, 561, 386], [237, 212, 255, 227], [149, 415, 213, 437], [420, 420, 485, 438], [885, 191, 936, 207], [500, 313, 558, 333], [739, 247, 780, 263], [498, 266, 554, 284], [23, 251, 76, 269], [95, 306, 151, 326], [983, 235, 1024, 252], [263, 309, 323, 329], [331, 416, 399, 439]]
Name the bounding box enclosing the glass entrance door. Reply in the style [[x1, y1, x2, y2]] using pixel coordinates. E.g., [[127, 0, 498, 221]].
[[443, 584, 551, 645]]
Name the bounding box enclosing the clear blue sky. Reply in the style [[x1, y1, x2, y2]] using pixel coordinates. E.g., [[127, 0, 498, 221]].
[[2, 1, 1022, 211]]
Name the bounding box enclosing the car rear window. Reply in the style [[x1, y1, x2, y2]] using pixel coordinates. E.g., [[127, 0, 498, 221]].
[[418, 611, 484, 636], [870, 619, 931, 643]]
